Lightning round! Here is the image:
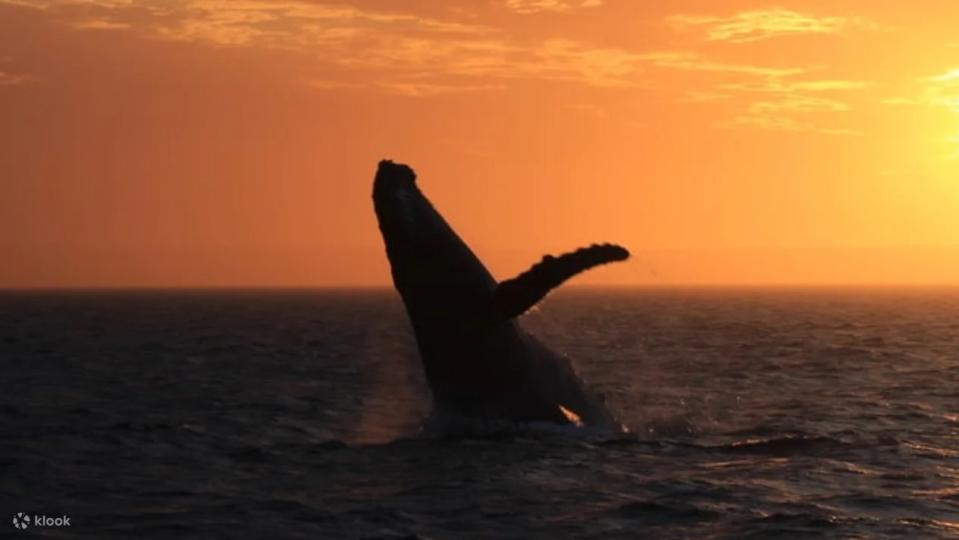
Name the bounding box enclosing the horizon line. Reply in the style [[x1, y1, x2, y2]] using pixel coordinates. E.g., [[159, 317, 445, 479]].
[[3, 282, 959, 292]]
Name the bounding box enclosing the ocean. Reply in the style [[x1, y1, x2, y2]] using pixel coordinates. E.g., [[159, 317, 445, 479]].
[[1, 288, 957, 539]]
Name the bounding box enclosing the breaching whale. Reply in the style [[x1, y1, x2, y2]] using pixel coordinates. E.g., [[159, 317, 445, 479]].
[[373, 160, 629, 429]]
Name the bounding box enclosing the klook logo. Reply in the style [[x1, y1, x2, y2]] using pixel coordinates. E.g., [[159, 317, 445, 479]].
[[11, 513, 70, 530], [11, 513, 29, 530]]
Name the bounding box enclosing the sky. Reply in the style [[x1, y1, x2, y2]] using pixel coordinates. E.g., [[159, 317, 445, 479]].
[[1, 0, 958, 287]]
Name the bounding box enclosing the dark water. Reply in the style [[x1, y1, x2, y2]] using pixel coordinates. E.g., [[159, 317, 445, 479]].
[[1, 288, 957, 539]]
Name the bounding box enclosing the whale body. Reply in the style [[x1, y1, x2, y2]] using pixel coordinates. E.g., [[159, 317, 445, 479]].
[[372, 160, 629, 428]]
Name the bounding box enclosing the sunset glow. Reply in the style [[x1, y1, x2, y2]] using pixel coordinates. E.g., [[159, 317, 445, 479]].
[[2, 0, 958, 286]]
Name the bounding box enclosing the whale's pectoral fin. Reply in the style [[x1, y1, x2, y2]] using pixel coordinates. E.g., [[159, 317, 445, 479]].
[[494, 243, 630, 318]]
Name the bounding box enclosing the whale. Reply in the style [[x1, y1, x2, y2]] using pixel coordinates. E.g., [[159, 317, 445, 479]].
[[373, 160, 629, 429]]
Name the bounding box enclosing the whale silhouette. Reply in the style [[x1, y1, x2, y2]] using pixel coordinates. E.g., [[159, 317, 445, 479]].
[[373, 160, 629, 429]]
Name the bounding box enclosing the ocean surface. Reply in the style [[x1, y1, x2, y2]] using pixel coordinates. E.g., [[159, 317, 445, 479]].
[[1, 288, 957, 539]]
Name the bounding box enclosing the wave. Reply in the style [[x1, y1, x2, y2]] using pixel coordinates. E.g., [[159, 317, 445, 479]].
[[607, 499, 721, 523], [714, 435, 849, 456], [417, 408, 625, 439]]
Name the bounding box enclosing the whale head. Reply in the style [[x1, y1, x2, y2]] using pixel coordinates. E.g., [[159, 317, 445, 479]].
[[372, 160, 497, 325]]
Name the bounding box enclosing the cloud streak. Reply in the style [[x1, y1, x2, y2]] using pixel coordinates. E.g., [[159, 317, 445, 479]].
[[669, 9, 864, 43], [716, 77, 872, 135], [726, 114, 862, 136], [2, 0, 652, 91], [0, 56, 31, 85], [639, 51, 802, 77], [0, 0, 877, 133], [881, 68, 959, 113], [0, 70, 30, 85], [0, 0, 830, 95], [503, 0, 602, 14], [719, 79, 874, 93], [924, 68, 959, 112], [376, 81, 507, 97]]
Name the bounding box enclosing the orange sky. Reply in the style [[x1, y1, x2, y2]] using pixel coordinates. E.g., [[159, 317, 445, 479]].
[[2, 0, 958, 287]]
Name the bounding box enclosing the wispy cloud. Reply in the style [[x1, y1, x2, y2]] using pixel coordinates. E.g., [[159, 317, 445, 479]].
[[882, 68, 959, 112], [726, 90, 862, 136], [309, 77, 507, 97], [720, 79, 874, 93], [881, 68, 959, 113], [669, 9, 866, 43], [680, 90, 732, 103], [0, 70, 30, 85], [148, 2, 643, 87], [924, 68, 959, 112], [689, 73, 874, 135], [923, 69, 957, 82], [503, 0, 602, 14], [377, 81, 507, 97], [880, 97, 921, 106], [154, 0, 491, 47], [923, 69, 959, 153], [636, 50, 867, 133], [72, 18, 129, 29], [725, 114, 862, 136], [2, 0, 650, 90], [0, 0, 138, 8], [307, 79, 365, 91], [748, 95, 849, 113], [946, 130, 959, 159], [0, 0, 847, 98], [0, 0, 876, 137], [875, 68, 959, 155], [610, 49, 869, 135], [514, 39, 646, 86], [0, 57, 31, 85], [638, 51, 802, 77]]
